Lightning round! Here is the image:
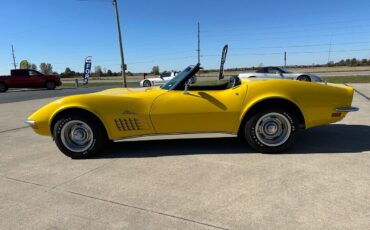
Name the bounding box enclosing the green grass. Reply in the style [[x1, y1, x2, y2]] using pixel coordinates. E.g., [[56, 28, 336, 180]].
[[323, 76, 370, 83]]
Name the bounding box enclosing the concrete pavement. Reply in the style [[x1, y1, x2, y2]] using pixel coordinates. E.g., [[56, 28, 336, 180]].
[[0, 85, 369, 229]]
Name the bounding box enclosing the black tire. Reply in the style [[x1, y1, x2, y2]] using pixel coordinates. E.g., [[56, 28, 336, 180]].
[[53, 113, 105, 159], [46, 81, 56, 90], [243, 108, 298, 153], [297, 75, 311, 82], [0, 82, 8, 93], [143, 80, 151, 87]]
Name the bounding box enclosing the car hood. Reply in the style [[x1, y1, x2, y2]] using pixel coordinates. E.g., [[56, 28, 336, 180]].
[[94, 86, 163, 96]]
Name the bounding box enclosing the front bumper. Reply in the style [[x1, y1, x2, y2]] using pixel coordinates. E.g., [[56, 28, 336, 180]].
[[24, 119, 38, 129], [336, 107, 359, 112]]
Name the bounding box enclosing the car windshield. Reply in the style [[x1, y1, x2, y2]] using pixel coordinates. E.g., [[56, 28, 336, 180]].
[[277, 67, 291, 73], [160, 66, 193, 90]]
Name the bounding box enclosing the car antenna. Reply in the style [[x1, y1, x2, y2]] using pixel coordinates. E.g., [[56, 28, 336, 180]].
[[218, 44, 228, 80]]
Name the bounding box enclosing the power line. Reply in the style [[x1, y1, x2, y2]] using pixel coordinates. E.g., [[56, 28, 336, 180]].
[[202, 17, 370, 34], [202, 48, 370, 57]]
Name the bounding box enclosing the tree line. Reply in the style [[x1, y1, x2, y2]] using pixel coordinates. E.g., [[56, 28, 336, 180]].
[[17, 57, 370, 78], [327, 58, 370, 67], [19, 60, 54, 74]]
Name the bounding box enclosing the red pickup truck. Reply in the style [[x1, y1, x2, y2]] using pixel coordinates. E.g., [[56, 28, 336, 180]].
[[0, 69, 62, 92]]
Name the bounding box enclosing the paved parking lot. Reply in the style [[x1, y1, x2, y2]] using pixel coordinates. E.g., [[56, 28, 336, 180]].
[[0, 85, 369, 229]]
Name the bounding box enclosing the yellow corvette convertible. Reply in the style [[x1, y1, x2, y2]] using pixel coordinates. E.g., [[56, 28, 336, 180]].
[[25, 63, 358, 159]]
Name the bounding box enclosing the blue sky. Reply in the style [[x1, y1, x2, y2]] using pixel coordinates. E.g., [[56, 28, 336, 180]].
[[1, 0, 370, 74]]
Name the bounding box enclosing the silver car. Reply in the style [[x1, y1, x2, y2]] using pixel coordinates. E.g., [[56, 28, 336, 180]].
[[140, 71, 179, 87], [238, 67, 323, 82]]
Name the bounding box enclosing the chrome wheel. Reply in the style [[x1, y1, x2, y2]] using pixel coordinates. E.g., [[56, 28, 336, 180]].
[[297, 76, 311, 82], [143, 80, 151, 87], [61, 120, 94, 152], [255, 112, 291, 147]]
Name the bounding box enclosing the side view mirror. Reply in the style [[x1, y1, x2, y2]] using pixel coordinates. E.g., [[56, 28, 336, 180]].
[[184, 76, 197, 95]]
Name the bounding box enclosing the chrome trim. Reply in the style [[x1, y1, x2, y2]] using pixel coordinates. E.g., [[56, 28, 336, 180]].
[[61, 120, 94, 153], [336, 107, 359, 112], [24, 120, 36, 126], [255, 112, 291, 147]]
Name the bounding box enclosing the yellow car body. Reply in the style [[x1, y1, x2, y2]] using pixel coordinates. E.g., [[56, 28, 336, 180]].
[[27, 79, 354, 141], [24, 60, 359, 159]]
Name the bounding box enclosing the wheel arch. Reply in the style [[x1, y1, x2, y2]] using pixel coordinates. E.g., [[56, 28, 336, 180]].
[[50, 107, 110, 140], [237, 97, 306, 135], [297, 74, 311, 81], [0, 81, 7, 87]]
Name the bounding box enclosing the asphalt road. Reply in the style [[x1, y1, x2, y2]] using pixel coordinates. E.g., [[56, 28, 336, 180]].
[[0, 86, 120, 104], [0, 84, 369, 229]]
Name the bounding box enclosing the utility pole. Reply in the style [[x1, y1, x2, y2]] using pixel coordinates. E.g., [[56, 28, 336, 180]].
[[327, 33, 333, 65], [284, 51, 287, 67], [11, 45, 17, 69], [112, 0, 127, 87], [197, 22, 200, 64]]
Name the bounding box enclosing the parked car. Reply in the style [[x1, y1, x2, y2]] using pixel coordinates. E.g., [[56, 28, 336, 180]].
[[140, 71, 178, 87], [25, 63, 357, 159], [238, 66, 323, 82], [0, 69, 62, 92]]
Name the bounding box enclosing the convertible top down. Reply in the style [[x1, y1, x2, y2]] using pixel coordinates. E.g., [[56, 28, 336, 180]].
[[25, 46, 358, 158]]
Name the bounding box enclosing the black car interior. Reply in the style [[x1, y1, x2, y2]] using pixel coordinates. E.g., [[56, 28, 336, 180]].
[[187, 76, 241, 91]]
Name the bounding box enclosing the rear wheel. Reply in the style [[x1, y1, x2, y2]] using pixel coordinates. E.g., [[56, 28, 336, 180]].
[[243, 108, 298, 153], [143, 80, 151, 87], [46, 81, 56, 90], [0, 82, 8, 93], [297, 75, 311, 82], [53, 113, 105, 159]]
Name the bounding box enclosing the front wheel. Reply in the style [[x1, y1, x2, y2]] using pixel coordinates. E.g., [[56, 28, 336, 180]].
[[46, 81, 56, 90], [243, 109, 298, 153], [297, 75, 311, 82], [0, 82, 8, 93], [53, 114, 105, 159]]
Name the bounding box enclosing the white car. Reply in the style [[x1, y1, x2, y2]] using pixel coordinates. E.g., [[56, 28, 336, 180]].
[[140, 71, 179, 87], [238, 67, 323, 82]]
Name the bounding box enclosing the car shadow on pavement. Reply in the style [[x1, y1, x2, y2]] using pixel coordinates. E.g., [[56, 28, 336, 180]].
[[289, 124, 370, 154], [96, 124, 370, 159]]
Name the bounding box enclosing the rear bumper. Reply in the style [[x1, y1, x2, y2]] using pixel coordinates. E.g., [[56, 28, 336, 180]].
[[336, 107, 359, 112]]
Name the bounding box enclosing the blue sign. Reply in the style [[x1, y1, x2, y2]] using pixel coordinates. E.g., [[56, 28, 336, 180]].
[[83, 56, 92, 85]]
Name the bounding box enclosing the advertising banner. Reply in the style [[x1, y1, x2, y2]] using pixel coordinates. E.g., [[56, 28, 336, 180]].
[[83, 56, 92, 85]]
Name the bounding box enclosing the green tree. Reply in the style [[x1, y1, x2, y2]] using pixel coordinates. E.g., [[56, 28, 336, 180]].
[[94, 65, 103, 78], [350, 58, 358, 66], [30, 64, 37, 70], [39, 63, 53, 74], [107, 69, 113, 76], [20, 60, 30, 69], [152, 65, 160, 75], [63, 67, 73, 77]]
